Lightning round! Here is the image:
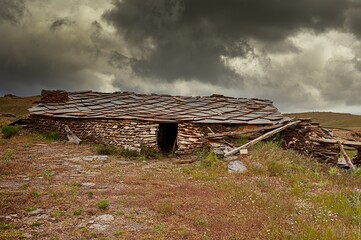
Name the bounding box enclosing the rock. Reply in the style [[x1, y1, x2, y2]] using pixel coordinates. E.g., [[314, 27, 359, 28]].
[[23, 233, 32, 238], [83, 155, 108, 161], [5, 214, 18, 220], [65, 125, 82, 145], [28, 209, 45, 216], [228, 161, 247, 173], [95, 214, 114, 223], [89, 223, 108, 231], [81, 182, 96, 187]]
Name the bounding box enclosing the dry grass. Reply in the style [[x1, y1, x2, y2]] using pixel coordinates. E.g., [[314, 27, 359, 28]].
[[0, 95, 40, 126], [286, 112, 361, 130], [1, 101, 361, 239], [1, 128, 361, 239]]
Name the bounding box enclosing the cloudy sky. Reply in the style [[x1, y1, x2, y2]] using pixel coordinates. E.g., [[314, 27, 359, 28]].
[[1, 0, 361, 114]]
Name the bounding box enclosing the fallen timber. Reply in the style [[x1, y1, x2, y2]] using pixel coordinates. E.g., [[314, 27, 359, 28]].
[[309, 137, 361, 147], [224, 120, 301, 157]]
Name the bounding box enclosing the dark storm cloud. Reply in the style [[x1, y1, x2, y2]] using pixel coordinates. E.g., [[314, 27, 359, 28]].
[[0, 0, 25, 24], [50, 18, 75, 31], [0, 2, 114, 96], [103, 0, 356, 84]]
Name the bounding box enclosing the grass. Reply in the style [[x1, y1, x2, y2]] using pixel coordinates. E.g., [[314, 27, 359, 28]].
[[1, 125, 19, 139], [0, 123, 360, 239], [98, 200, 109, 210], [285, 112, 361, 130]]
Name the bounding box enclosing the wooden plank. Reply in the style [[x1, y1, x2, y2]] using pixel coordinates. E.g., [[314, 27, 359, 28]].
[[338, 141, 356, 170], [224, 120, 301, 157], [205, 124, 283, 139], [309, 137, 361, 147]]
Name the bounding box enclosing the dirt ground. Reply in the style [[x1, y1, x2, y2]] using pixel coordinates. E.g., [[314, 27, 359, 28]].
[[1, 130, 361, 239], [0, 134, 268, 240]]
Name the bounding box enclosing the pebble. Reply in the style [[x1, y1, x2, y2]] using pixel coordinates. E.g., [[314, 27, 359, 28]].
[[81, 182, 96, 187], [89, 223, 108, 231], [95, 214, 114, 223], [28, 209, 45, 216]]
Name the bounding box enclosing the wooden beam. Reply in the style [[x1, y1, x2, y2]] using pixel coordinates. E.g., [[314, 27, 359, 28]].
[[309, 137, 361, 147], [338, 141, 356, 170], [205, 124, 283, 139], [224, 120, 301, 157]]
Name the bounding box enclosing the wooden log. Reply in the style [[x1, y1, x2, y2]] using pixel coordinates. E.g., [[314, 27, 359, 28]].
[[337, 141, 356, 170], [205, 124, 283, 139], [224, 120, 301, 157], [309, 137, 361, 147]]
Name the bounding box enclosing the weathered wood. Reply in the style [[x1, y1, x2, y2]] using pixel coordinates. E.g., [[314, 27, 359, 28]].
[[338, 141, 356, 170], [224, 120, 301, 157], [205, 124, 283, 139], [65, 125, 81, 145], [309, 137, 361, 147]]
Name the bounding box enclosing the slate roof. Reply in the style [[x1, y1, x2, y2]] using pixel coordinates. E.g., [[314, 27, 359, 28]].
[[29, 91, 291, 125]]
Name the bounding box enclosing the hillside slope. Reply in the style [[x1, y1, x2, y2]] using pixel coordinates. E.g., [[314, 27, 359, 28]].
[[285, 112, 361, 130]]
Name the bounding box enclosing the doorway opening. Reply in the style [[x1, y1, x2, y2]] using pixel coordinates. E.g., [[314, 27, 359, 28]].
[[157, 123, 178, 154]]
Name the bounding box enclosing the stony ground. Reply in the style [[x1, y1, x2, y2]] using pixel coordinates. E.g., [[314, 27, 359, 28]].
[[0, 136, 193, 239], [1, 132, 361, 240]]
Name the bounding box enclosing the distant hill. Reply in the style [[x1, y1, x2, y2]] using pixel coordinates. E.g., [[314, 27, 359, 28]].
[[0, 95, 40, 126], [285, 112, 361, 130]]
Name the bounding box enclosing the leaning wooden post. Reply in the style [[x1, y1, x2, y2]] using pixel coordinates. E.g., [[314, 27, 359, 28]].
[[337, 141, 356, 171], [224, 120, 301, 157]]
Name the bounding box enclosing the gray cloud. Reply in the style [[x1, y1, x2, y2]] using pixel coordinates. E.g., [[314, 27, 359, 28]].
[[103, 0, 357, 85], [50, 17, 75, 31], [0, 0, 25, 24], [1, 0, 361, 114]]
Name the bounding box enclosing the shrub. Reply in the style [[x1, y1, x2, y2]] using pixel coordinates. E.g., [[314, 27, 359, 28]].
[[98, 200, 109, 210], [1, 125, 19, 139], [73, 209, 82, 215], [44, 131, 61, 141], [96, 145, 117, 155]]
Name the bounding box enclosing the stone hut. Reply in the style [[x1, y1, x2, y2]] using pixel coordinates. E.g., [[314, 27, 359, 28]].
[[26, 90, 291, 154]]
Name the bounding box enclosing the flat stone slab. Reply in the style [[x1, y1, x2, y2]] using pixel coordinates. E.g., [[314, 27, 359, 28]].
[[228, 160, 247, 173], [64, 155, 109, 162]]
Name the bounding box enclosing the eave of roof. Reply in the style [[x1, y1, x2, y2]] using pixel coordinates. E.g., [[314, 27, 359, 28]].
[[29, 91, 291, 125]]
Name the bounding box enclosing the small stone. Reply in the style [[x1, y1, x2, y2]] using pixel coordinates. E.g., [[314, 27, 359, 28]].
[[95, 214, 114, 223], [28, 209, 45, 216], [228, 161, 247, 173], [23, 233, 32, 238], [89, 223, 108, 231], [83, 155, 108, 161], [65, 157, 81, 161], [78, 223, 86, 228], [81, 182, 96, 187]]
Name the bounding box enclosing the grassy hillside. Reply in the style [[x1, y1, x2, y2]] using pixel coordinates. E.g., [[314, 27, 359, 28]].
[[285, 112, 361, 130], [0, 95, 40, 126]]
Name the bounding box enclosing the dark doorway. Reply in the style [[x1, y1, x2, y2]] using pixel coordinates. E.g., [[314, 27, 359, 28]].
[[157, 123, 178, 154]]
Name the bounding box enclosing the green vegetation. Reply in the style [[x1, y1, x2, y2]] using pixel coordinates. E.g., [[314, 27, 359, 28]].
[[1, 125, 19, 139], [73, 208, 82, 215], [44, 131, 61, 141], [286, 112, 361, 130], [2, 149, 14, 163], [97, 200, 109, 210], [44, 169, 55, 177]]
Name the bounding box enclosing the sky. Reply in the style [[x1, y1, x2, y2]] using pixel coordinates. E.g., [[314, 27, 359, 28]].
[[0, 0, 361, 114]]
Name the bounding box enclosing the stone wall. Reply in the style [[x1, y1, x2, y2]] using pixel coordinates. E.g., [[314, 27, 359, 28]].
[[176, 123, 204, 154], [26, 116, 158, 151]]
